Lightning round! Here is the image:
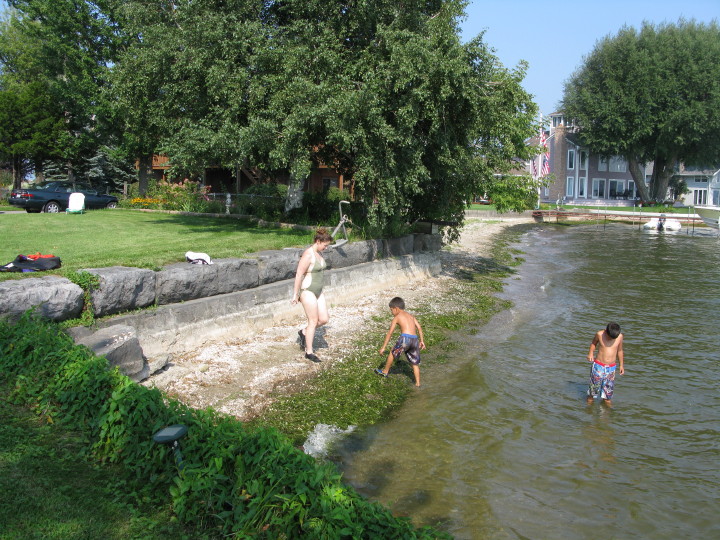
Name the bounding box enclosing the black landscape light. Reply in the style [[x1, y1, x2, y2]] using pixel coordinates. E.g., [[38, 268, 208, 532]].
[[153, 424, 188, 469]]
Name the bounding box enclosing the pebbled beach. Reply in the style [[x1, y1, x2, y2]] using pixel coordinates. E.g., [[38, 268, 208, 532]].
[[143, 215, 535, 420]]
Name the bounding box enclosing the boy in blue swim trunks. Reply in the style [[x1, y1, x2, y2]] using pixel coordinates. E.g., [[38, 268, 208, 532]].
[[376, 297, 426, 386], [586, 322, 625, 405]]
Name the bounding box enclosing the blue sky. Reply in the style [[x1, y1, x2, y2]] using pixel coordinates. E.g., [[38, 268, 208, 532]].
[[460, 0, 720, 117]]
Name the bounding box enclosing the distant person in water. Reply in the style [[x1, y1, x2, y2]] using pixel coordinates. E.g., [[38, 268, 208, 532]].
[[375, 297, 426, 387], [292, 228, 333, 363], [586, 322, 625, 405]]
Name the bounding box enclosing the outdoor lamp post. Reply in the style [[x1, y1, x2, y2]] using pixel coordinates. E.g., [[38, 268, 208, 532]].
[[153, 424, 188, 469]]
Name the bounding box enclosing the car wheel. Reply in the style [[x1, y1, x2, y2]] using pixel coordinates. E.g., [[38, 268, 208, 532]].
[[106, 201, 118, 209], [43, 201, 61, 213]]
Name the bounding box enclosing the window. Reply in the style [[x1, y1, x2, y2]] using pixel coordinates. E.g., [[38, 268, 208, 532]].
[[592, 178, 606, 198], [578, 177, 586, 197], [598, 157, 608, 171], [566, 177, 574, 197], [567, 149, 575, 170], [628, 180, 636, 198], [694, 189, 707, 205], [609, 157, 627, 172], [552, 116, 563, 127], [322, 177, 339, 190], [579, 151, 588, 170], [609, 179, 624, 198]]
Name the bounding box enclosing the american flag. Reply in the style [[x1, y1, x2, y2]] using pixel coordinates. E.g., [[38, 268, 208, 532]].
[[540, 129, 550, 176]]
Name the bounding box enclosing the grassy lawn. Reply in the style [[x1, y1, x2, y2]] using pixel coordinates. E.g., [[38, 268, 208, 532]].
[[0, 209, 313, 280], [0, 385, 195, 540], [466, 203, 498, 211]]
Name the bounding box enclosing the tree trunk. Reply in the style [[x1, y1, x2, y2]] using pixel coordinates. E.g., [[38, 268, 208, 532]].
[[66, 161, 75, 183], [650, 155, 675, 202], [12, 154, 22, 189], [138, 153, 152, 196], [627, 156, 649, 202], [285, 175, 305, 213], [34, 159, 45, 183]]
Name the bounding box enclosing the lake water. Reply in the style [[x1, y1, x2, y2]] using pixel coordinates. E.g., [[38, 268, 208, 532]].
[[335, 223, 720, 539]]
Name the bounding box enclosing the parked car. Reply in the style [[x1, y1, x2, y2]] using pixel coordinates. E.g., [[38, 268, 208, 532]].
[[9, 181, 119, 213]]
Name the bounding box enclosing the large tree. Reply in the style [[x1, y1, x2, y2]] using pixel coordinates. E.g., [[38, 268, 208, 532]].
[[4, 0, 126, 182], [563, 20, 720, 202], [0, 10, 65, 187], [111, 0, 540, 234]]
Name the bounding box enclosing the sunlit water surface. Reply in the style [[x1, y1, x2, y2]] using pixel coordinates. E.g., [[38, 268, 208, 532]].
[[335, 224, 720, 539]]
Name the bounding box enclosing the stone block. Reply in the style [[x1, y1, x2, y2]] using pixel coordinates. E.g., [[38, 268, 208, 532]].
[[76, 324, 147, 381], [83, 266, 156, 317], [324, 240, 379, 269], [413, 233, 443, 252], [212, 258, 259, 293], [424, 233, 443, 252], [383, 235, 415, 257], [256, 249, 302, 285], [252, 281, 293, 305], [155, 261, 238, 305], [0, 276, 83, 321]]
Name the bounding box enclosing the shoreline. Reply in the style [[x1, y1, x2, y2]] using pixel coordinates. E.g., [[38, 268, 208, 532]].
[[143, 215, 536, 427]]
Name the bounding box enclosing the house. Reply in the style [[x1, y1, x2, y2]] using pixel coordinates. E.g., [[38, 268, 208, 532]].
[[146, 155, 351, 195], [538, 112, 638, 206], [537, 112, 720, 207], [662, 163, 720, 207]]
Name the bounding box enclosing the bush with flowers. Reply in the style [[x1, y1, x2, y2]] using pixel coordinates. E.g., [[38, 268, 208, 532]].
[[122, 179, 217, 212], [149, 179, 211, 212]]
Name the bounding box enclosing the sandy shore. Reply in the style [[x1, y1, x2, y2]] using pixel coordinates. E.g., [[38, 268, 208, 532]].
[[143, 215, 535, 420]]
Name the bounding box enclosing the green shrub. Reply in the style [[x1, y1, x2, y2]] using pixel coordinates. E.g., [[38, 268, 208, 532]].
[[300, 187, 351, 223], [241, 183, 287, 221], [0, 312, 447, 538]]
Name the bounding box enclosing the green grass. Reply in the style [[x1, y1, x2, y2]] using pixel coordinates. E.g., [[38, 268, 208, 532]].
[[467, 203, 498, 211], [0, 209, 313, 280], [0, 384, 198, 540]]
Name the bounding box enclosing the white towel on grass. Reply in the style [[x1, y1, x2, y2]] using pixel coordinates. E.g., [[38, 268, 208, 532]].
[[185, 251, 213, 265]]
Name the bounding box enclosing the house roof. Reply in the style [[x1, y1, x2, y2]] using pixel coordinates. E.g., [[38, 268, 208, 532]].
[[564, 132, 583, 147]]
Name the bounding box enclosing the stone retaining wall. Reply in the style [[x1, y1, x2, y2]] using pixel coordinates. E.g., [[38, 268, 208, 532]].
[[1, 233, 442, 381]]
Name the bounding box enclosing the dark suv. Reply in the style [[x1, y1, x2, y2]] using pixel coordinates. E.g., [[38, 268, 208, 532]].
[[9, 181, 119, 213]]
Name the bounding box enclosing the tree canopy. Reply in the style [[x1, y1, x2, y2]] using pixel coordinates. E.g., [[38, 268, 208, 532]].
[[0, 0, 126, 187], [2, 0, 541, 235], [562, 19, 720, 202], [109, 0, 539, 234]]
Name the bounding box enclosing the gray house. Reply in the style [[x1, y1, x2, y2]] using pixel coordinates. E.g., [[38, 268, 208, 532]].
[[538, 112, 637, 206], [536, 112, 720, 207]]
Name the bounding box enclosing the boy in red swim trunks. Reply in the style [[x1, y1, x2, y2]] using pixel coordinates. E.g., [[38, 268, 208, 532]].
[[376, 297, 426, 387], [586, 322, 625, 405]]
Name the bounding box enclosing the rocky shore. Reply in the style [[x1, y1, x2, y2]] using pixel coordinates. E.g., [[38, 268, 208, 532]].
[[143, 216, 536, 421]]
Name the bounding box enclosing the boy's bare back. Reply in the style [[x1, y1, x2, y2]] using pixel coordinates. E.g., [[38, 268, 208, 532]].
[[393, 310, 421, 335], [588, 329, 624, 374]]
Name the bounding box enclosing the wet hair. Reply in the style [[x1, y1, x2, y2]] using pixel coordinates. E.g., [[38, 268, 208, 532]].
[[606, 322, 621, 339], [314, 228, 332, 244], [389, 297, 405, 310]]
